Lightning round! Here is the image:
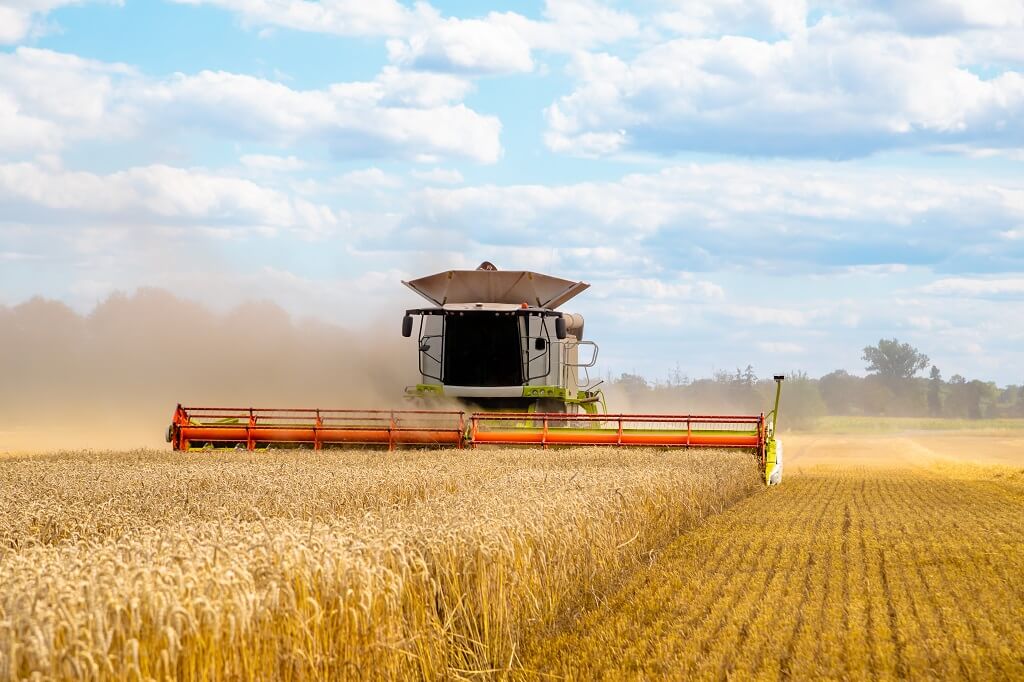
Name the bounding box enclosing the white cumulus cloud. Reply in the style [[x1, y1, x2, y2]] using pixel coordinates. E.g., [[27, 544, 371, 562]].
[[489, 0, 640, 53], [596, 276, 725, 302], [0, 161, 344, 237], [546, 15, 1024, 158], [411, 167, 464, 184], [409, 161, 1024, 264], [0, 48, 502, 163], [657, 0, 808, 37], [240, 154, 307, 172], [921, 277, 1024, 298], [168, 0, 421, 37], [756, 341, 806, 354], [0, 48, 138, 153], [0, 0, 120, 44], [172, 0, 638, 75], [387, 17, 534, 74]]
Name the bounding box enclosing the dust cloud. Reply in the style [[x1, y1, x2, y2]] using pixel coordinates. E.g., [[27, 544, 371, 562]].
[[0, 289, 416, 451], [594, 381, 771, 421], [781, 432, 1024, 469]]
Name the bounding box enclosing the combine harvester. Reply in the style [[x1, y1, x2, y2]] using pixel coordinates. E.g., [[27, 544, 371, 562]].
[[168, 263, 784, 484]]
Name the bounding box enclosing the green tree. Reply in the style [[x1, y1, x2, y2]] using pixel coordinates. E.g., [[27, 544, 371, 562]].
[[775, 371, 825, 429], [927, 365, 943, 416], [818, 370, 859, 415], [946, 378, 998, 419], [734, 365, 757, 386], [615, 373, 649, 393], [862, 338, 930, 380], [860, 375, 898, 416]]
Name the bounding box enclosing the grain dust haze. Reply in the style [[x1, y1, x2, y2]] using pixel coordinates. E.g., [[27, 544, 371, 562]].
[[0, 289, 413, 450]]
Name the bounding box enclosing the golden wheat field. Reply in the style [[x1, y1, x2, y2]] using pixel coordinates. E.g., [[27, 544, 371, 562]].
[[0, 448, 759, 680], [2, 433, 1023, 681], [532, 432, 1024, 680]]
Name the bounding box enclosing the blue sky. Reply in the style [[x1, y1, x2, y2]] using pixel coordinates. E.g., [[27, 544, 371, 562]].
[[2, 0, 1024, 382]]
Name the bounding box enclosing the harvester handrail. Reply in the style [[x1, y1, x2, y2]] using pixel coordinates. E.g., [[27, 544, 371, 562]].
[[183, 415, 458, 422], [171, 405, 468, 452], [180, 406, 464, 415], [470, 412, 762, 422], [466, 411, 766, 452]]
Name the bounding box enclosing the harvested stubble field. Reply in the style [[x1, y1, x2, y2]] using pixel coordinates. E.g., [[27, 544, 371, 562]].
[[0, 448, 759, 680], [532, 431, 1024, 680]]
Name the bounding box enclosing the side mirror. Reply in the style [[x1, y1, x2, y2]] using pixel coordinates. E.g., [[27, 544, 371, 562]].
[[419, 341, 431, 352], [534, 337, 546, 351], [555, 317, 567, 340], [402, 314, 413, 338]]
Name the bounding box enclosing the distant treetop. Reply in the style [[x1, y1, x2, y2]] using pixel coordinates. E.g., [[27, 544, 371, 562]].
[[863, 338, 930, 380]]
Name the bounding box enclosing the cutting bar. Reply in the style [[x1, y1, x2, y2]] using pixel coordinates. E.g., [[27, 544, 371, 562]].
[[469, 412, 764, 450], [169, 406, 764, 457], [168, 405, 465, 451]]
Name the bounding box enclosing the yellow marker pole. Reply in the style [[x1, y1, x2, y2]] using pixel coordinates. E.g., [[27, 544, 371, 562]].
[[766, 375, 785, 484]]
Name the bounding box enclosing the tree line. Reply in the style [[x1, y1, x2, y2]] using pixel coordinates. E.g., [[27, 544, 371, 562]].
[[606, 338, 1022, 427]]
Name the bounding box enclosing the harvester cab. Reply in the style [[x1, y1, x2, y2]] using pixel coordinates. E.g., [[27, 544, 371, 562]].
[[401, 263, 605, 414]]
